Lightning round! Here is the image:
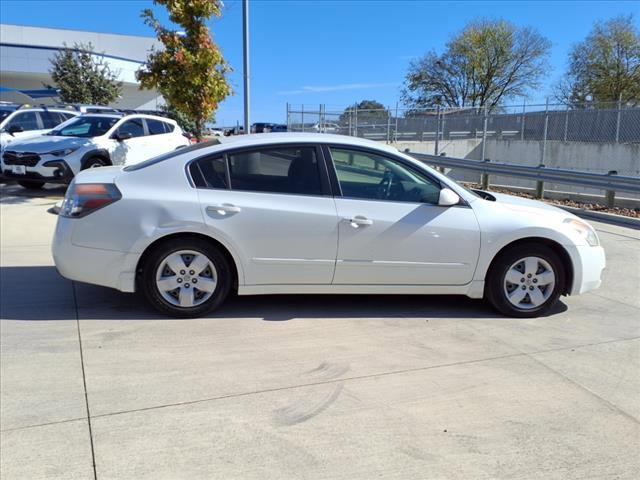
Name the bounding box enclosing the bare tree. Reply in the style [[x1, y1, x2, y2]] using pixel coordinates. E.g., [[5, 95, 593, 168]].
[[402, 19, 551, 111]]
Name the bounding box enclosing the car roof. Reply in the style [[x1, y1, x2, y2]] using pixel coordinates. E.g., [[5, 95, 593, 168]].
[[215, 132, 400, 154], [77, 113, 177, 124]]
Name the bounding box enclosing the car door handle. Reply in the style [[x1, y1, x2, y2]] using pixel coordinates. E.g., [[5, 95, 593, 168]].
[[346, 215, 373, 228], [206, 204, 242, 216]]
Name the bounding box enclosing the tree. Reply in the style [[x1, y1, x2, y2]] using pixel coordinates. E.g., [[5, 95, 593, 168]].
[[339, 100, 388, 125], [137, 0, 231, 141], [402, 19, 551, 111], [49, 43, 122, 105], [554, 15, 640, 106]]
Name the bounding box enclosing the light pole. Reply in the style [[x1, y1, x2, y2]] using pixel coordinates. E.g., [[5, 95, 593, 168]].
[[242, 0, 250, 133]]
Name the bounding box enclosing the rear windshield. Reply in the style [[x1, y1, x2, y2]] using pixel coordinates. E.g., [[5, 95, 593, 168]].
[[123, 140, 220, 171]]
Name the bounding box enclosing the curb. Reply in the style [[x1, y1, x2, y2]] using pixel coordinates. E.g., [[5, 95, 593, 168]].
[[559, 206, 640, 229]]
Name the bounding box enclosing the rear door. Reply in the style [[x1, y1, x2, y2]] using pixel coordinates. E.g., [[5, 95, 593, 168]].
[[145, 118, 177, 156], [193, 144, 339, 285], [326, 146, 481, 285]]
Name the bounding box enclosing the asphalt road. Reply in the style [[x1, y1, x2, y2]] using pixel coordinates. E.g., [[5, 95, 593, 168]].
[[1, 182, 639, 479]]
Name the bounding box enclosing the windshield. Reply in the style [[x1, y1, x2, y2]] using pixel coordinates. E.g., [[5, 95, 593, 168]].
[[49, 116, 119, 138], [0, 107, 17, 123]]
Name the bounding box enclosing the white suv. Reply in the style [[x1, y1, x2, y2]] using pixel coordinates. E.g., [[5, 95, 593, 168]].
[[2, 113, 190, 189], [0, 105, 79, 153]]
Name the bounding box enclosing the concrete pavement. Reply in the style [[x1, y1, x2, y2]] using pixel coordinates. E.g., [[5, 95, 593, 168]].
[[1, 182, 639, 479]]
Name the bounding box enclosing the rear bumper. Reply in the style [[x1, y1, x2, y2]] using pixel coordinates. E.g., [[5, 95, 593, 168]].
[[570, 245, 606, 295], [52, 216, 139, 292]]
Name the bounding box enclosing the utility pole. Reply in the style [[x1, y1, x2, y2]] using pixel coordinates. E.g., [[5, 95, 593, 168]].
[[242, 0, 250, 134]]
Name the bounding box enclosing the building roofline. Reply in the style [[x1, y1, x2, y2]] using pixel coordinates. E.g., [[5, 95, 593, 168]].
[[0, 23, 155, 40]]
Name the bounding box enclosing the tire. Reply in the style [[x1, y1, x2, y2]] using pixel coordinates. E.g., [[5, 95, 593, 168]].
[[82, 157, 106, 170], [141, 237, 232, 318], [18, 180, 45, 190], [485, 243, 565, 318]]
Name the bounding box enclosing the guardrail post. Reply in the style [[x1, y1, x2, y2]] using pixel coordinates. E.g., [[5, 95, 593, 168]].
[[480, 158, 490, 190], [606, 170, 618, 207], [535, 164, 545, 199]]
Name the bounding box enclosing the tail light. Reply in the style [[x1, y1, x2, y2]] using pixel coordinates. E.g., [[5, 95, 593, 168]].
[[60, 182, 121, 218]]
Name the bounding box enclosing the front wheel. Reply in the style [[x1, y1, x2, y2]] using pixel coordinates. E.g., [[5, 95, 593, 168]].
[[141, 238, 232, 318], [485, 243, 565, 318], [82, 157, 107, 170]]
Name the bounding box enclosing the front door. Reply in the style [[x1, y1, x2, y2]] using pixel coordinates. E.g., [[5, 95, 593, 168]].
[[193, 145, 338, 285], [327, 147, 481, 285]]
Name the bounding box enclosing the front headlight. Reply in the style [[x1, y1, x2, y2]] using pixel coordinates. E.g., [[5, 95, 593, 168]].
[[563, 218, 600, 246], [48, 147, 78, 157]]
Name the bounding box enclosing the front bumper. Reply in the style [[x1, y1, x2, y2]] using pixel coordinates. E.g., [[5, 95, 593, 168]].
[[52, 216, 139, 292], [570, 245, 606, 295], [2, 159, 74, 184]]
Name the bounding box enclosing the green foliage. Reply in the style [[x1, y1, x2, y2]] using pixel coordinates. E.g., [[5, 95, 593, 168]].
[[339, 100, 388, 125], [160, 103, 198, 134], [402, 19, 550, 111], [49, 42, 122, 105], [137, 0, 231, 140], [555, 15, 640, 106]]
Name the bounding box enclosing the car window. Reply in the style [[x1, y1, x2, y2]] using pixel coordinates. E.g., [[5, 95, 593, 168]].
[[189, 156, 228, 189], [146, 119, 169, 135], [7, 111, 40, 131], [41, 112, 65, 129], [60, 112, 77, 121], [51, 116, 118, 137], [117, 119, 145, 138], [227, 147, 322, 195], [329, 147, 441, 204]]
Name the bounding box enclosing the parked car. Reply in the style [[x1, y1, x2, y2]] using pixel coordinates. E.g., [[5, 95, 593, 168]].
[[52, 133, 605, 318], [270, 124, 288, 132], [0, 104, 79, 153], [2, 113, 189, 189], [251, 123, 276, 133], [310, 122, 339, 133]]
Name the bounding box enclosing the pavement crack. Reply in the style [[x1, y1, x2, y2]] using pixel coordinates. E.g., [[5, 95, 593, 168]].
[[88, 336, 640, 422], [72, 281, 98, 480]]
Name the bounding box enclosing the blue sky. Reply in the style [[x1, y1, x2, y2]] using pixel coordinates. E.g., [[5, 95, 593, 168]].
[[1, 0, 638, 125]]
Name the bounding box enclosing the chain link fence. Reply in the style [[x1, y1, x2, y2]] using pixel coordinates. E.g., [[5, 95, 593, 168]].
[[286, 101, 640, 145]]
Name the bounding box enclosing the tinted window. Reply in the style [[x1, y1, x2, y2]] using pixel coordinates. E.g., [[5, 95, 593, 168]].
[[7, 111, 40, 131], [60, 112, 77, 121], [189, 156, 227, 189], [51, 116, 118, 137], [41, 112, 65, 129], [146, 119, 168, 135], [330, 148, 441, 204], [0, 106, 18, 122], [117, 119, 145, 138], [228, 146, 322, 195]]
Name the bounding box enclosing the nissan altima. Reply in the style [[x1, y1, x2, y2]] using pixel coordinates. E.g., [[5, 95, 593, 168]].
[[52, 133, 605, 318]]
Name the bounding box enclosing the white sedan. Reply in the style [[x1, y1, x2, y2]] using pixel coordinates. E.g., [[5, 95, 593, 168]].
[[52, 133, 605, 318]]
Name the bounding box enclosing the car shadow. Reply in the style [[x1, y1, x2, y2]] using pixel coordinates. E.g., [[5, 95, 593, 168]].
[[0, 265, 568, 321], [0, 181, 67, 205]]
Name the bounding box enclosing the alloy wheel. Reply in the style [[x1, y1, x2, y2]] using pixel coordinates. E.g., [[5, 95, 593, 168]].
[[503, 256, 556, 310]]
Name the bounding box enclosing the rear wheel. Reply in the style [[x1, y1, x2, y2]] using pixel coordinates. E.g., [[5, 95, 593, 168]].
[[17, 180, 45, 190], [141, 238, 232, 318], [485, 243, 565, 318]]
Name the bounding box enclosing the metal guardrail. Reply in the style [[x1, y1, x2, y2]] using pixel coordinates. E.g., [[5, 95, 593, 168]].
[[407, 151, 640, 205]]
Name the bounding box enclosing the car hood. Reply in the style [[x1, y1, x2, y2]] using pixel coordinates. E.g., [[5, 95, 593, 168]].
[[476, 190, 574, 221], [4, 135, 93, 153]]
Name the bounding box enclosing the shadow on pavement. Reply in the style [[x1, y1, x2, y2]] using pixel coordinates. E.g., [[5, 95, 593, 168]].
[[0, 181, 67, 205], [0, 265, 568, 321]]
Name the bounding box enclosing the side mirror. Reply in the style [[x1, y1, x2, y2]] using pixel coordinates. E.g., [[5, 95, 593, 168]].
[[115, 131, 133, 141], [438, 188, 460, 206], [7, 124, 23, 134]]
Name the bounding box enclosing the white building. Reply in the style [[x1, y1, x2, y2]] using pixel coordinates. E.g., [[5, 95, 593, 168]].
[[0, 23, 163, 109]]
